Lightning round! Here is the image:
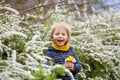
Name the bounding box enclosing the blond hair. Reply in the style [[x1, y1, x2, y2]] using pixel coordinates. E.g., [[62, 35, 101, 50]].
[[50, 22, 71, 41]]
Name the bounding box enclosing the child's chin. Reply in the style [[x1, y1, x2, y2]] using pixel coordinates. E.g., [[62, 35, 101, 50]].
[[57, 43, 64, 46]]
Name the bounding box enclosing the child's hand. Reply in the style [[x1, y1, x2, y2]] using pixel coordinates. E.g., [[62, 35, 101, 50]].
[[65, 62, 74, 71]]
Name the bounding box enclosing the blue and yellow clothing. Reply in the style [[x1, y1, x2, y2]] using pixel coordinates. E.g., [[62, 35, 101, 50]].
[[46, 43, 82, 80]]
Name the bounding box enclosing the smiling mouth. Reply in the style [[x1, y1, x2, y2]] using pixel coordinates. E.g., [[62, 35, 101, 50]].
[[57, 39, 64, 42]]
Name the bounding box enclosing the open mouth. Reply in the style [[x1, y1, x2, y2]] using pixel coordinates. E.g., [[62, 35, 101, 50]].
[[57, 39, 64, 42]]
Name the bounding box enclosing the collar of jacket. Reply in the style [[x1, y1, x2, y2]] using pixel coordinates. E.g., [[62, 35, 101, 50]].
[[51, 42, 70, 51]]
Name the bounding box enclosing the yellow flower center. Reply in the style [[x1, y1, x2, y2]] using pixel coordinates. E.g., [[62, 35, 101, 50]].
[[66, 56, 74, 62]]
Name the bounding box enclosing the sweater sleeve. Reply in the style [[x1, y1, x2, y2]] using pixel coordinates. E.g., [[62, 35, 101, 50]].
[[46, 51, 53, 65], [71, 50, 82, 74], [46, 51, 51, 58]]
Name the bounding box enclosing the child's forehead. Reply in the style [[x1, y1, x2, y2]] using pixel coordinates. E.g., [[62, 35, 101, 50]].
[[55, 25, 65, 29], [54, 26, 67, 31]]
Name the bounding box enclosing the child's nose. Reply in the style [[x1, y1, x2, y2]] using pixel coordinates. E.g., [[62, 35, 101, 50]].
[[58, 34, 62, 37]]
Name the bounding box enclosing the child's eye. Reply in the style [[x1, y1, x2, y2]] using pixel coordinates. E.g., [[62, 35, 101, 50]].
[[62, 33, 66, 36], [55, 33, 59, 35]]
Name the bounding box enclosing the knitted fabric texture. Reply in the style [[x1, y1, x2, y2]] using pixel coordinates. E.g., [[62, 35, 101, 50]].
[[52, 42, 70, 51]]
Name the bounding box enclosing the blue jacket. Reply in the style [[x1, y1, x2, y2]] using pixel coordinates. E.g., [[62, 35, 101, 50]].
[[46, 45, 82, 80]]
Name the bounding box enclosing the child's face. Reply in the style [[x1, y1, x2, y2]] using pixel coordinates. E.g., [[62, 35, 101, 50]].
[[52, 27, 68, 47]]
